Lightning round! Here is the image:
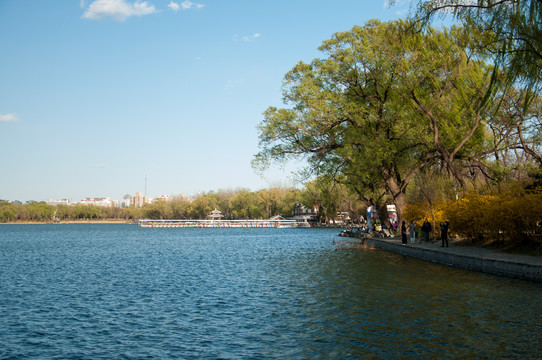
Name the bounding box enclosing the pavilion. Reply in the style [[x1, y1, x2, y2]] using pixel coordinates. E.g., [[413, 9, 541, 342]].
[[208, 208, 224, 221]]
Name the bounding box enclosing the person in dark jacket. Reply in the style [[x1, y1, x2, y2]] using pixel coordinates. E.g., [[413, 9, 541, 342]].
[[408, 220, 417, 244], [421, 219, 431, 243], [440, 221, 449, 247], [401, 220, 407, 245]]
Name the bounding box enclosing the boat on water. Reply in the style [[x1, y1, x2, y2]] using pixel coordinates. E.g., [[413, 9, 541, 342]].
[[138, 219, 311, 228]]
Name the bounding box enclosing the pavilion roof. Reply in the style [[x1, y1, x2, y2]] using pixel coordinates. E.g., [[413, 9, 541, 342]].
[[208, 208, 224, 219]]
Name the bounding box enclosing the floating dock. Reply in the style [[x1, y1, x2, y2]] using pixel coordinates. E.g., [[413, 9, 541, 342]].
[[139, 219, 310, 228]]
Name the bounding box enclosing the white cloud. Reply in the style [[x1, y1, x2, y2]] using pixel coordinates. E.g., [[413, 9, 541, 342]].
[[0, 113, 20, 122], [168, 1, 180, 11], [233, 33, 261, 42], [82, 0, 157, 21], [224, 79, 244, 90], [180, 0, 204, 10]]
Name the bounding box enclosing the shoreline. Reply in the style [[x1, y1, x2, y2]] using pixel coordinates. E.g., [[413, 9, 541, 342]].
[[0, 220, 136, 225], [339, 235, 542, 282]]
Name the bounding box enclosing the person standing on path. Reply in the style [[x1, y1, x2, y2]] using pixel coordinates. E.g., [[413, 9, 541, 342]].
[[409, 220, 417, 244], [401, 220, 407, 245], [421, 219, 431, 243], [440, 221, 449, 247]]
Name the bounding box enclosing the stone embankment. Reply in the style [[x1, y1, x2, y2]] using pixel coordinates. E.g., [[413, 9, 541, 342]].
[[338, 231, 542, 282]]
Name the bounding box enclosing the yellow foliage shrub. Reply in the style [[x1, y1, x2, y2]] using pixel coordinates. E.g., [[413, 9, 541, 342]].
[[443, 188, 542, 245], [403, 203, 425, 224], [403, 201, 447, 239]]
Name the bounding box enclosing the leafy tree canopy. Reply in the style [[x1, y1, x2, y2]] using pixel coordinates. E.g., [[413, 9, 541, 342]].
[[407, 0, 542, 90], [254, 20, 493, 217]]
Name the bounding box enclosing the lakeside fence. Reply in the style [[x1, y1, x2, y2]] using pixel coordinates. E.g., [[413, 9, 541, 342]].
[[139, 219, 311, 228]]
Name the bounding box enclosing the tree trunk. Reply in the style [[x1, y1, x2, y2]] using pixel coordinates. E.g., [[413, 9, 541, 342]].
[[393, 191, 407, 225]]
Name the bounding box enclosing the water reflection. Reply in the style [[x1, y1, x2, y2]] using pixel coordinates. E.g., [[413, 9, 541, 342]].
[[261, 245, 542, 359]]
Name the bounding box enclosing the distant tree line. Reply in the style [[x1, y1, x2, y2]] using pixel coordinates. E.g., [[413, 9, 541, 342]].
[[0, 201, 137, 223], [0, 183, 367, 224]]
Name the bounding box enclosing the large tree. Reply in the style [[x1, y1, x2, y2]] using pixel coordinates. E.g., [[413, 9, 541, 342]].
[[254, 20, 429, 218], [254, 20, 492, 219], [399, 25, 492, 187]]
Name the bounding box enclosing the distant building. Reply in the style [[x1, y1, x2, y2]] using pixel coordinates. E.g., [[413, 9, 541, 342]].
[[46, 199, 73, 206], [120, 194, 131, 208], [153, 194, 192, 203], [132, 192, 145, 208], [131, 192, 151, 208], [80, 197, 114, 207], [173, 194, 192, 203], [292, 203, 319, 223], [333, 212, 351, 225], [294, 203, 318, 216], [156, 194, 172, 202]]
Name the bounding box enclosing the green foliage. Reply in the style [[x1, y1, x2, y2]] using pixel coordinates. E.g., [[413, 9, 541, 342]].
[[301, 175, 365, 223], [170, 200, 190, 219], [412, 0, 542, 90], [230, 190, 264, 219], [188, 193, 219, 219], [254, 20, 498, 219], [0, 202, 17, 222], [0, 201, 139, 223], [142, 200, 173, 220], [138, 187, 307, 221]]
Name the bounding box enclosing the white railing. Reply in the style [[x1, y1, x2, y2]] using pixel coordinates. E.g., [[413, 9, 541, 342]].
[[139, 219, 310, 228]]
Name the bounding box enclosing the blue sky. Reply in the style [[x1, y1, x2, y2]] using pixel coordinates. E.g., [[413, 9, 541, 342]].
[[0, 0, 410, 202]]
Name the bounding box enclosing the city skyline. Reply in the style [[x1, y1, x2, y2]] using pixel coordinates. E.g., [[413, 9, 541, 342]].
[[1, 0, 410, 202], [44, 190, 191, 206]]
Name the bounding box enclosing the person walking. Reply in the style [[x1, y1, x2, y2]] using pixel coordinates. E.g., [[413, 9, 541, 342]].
[[409, 220, 417, 244], [421, 219, 431, 243], [440, 221, 449, 247], [401, 220, 407, 245]]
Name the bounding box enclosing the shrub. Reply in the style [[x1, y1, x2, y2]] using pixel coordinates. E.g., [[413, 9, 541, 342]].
[[443, 187, 542, 246]]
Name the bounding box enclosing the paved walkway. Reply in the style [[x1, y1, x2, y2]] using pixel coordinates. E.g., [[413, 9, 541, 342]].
[[359, 236, 542, 282], [385, 236, 542, 266]]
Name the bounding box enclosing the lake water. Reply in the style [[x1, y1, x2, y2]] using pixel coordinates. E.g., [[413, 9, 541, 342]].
[[1, 224, 541, 359]]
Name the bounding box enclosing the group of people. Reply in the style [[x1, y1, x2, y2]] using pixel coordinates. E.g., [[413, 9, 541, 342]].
[[401, 218, 449, 247]]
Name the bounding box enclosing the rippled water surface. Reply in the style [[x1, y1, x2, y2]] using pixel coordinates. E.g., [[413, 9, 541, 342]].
[[1, 224, 541, 359]]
